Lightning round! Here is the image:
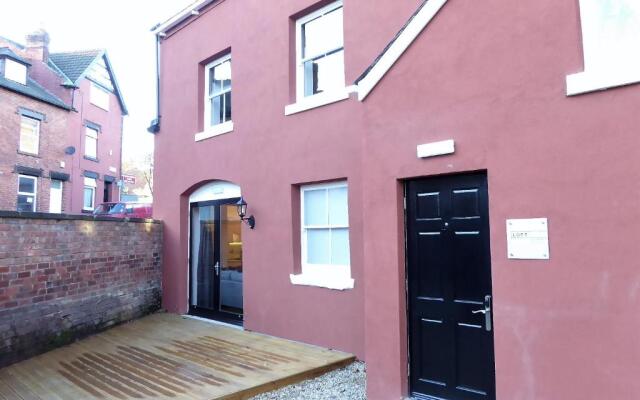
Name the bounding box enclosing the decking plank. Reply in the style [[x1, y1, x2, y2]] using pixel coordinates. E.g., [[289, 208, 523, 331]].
[[0, 313, 354, 400]]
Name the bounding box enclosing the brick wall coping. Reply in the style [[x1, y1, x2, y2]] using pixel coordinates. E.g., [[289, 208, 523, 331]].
[[0, 210, 160, 224]]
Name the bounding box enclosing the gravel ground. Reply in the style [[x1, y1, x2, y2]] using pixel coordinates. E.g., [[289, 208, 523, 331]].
[[249, 361, 366, 400]]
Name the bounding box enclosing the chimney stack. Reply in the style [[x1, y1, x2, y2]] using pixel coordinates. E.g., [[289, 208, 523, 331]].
[[25, 29, 50, 62]]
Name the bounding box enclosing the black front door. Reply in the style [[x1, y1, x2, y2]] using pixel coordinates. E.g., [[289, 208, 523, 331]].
[[406, 172, 495, 400], [189, 199, 244, 324]]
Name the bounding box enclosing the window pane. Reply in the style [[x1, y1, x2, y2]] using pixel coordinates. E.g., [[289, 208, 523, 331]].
[[90, 83, 110, 111], [307, 50, 344, 95], [51, 180, 62, 190], [18, 177, 35, 194], [19, 117, 39, 154], [5, 59, 27, 85], [330, 228, 350, 265], [583, 0, 640, 72], [307, 229, 331, 264], [85, 128, 98, 158], [328, 186, 348, 226], [303, 7, 343, 59], [211, 60, 231, 94], [83, 187, 94, 208], [210, 95, 222, 126], [17, 195, 35, 212], [224, 92, 232, 122], [304, 189, 327, 226]]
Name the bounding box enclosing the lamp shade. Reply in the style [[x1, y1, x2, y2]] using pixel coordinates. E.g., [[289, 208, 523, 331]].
[[236, 197, 247, 218]]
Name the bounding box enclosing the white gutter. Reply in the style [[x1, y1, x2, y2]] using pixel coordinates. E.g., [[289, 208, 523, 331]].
[[151, 0, 216, 35]]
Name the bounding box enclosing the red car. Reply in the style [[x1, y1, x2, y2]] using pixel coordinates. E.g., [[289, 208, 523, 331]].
[[92, 202, 152, 219]]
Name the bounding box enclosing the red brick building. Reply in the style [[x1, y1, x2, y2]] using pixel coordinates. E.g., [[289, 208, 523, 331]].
[[0, 31, 127, 214]]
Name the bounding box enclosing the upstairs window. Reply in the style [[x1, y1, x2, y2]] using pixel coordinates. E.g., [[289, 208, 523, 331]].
[[85, 126, 98, 159], [90, 82, 110, 110], [567, 0, 640, 95], [5, 59, 27, 85], [296, 1, 345, 99], [19, 116, 39, 155], [17, 175, 37, 212], [204, 54, 232, 128]]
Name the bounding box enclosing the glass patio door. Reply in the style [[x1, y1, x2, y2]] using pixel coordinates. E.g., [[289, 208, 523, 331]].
[[189, 199, 243, 324]]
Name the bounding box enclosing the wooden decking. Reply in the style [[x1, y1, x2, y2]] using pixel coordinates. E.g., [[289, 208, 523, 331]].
[[0, 313, 354, 400]]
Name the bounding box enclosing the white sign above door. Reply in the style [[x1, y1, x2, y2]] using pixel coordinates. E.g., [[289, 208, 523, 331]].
[[506, 218, 549, 260]]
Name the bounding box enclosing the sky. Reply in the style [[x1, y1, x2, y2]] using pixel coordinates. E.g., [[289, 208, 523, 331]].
[[0, 0, 195, 162]]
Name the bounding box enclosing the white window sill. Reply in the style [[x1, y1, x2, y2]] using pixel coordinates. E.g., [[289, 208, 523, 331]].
[[195, 121, 234, 141], [290, 269, 354, 290], [284, 88, 354, 116], [566, 70, 640, 96]]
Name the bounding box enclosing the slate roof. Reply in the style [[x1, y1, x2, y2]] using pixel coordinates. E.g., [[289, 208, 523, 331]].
[[0, 47, 30, 65], [0, 35, 25, 50], [0, 75, 70, 110], [49, 49, 128, 115], [49, 50, 102, 84], [0, 37, 127, 114]]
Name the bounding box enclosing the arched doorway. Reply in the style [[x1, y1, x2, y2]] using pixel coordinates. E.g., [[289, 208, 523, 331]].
[[189, 181, 243, 325]]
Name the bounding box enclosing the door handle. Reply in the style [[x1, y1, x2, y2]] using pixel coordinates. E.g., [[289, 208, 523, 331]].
[[472, 295, 492, 332], [213, 262, 220, 275]]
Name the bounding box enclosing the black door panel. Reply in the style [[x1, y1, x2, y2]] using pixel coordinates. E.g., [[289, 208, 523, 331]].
[[407, 173, 495, 400], [189, 199, 243, 325]]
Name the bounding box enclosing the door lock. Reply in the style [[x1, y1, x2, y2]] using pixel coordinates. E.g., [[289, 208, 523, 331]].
[[471, 295, 492, 332], [214, 262, 220, 275]]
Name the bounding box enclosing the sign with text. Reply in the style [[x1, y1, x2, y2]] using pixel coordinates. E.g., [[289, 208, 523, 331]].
[[121, 174, 136, 185], [506, 218, 549, 260]]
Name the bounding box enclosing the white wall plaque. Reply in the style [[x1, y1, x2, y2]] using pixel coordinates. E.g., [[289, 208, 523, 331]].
[[506, 218, 549, 260], [417, 139, 455, 159]]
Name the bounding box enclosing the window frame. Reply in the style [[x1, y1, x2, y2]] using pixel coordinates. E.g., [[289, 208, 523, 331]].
[[292, 180, 354, 290], [295, 1, 345, 101], [18, 115, 40, 155], [567, 0, 640, 95], [17, 174, 37, 212], [83, 177, 97, 211], [84, 126, 99, 160], [202, 53, 233, 138]]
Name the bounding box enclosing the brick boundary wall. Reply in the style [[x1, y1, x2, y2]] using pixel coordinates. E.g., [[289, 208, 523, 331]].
[[0, 211, 163, 368]]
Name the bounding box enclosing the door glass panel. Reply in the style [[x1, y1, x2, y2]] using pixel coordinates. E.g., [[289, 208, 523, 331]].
[[219, 204, 243, 314], [191, 205, 217, 310], [50, 180, 62, 213]]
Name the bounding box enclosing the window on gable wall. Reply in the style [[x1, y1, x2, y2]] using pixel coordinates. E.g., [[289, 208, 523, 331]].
[[19, 116, 39, 155], [90, 82, 110, 111], [204, 54, 232, 128], [296, 1, 345, 99], [291, 181, 354, 290], [567, 0, 640, 95]]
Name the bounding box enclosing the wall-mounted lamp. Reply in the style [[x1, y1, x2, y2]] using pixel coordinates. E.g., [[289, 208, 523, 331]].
[[236, 197, 255, 229]]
